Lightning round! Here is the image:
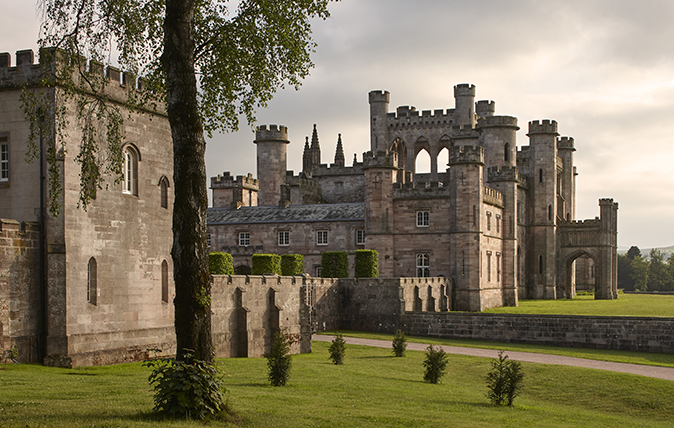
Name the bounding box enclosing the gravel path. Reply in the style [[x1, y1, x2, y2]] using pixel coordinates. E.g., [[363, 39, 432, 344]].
[[313, 335, 674, 381]]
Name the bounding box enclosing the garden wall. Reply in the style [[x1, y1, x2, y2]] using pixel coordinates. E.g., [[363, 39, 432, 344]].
[[403, 312, 674, 353]]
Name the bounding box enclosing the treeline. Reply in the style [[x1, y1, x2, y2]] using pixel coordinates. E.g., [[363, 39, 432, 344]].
[[618, 246, 674, 291]]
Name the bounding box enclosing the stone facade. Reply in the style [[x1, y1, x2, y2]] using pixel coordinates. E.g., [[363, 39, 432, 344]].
[[208, 84, 619, 311]]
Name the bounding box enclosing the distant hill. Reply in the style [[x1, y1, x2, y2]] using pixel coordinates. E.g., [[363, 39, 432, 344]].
[[618, 245, 674, 260]]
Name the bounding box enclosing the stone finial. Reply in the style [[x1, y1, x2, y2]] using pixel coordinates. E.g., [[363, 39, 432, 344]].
[[334, 133, 345, 167], [302, 136, 312, 173], [353, 153, 358, 166], [310, 124, 321, 166]]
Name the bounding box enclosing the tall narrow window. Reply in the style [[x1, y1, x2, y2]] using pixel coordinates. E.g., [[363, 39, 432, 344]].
[[496, 253, 501, 282], [486, 212, 492, 230], [87, 257, 97, 305], [461, 251, 465, 276], [504, 143, 510, 162], [539, 168, 543, 183], [0, 137, 8, 182], [416, 211, 429, 227], [539, 255, 543, 274], [159, 176, 169, 208], [123, 146, 138, 195], [487, 251, 492, 281], [496, 215, 501, 233], [161, 260, 169, 303], [356, 230, 365, 245], [472, 205, 477, 226], [416, 253, 430, 277], [548, 205, 552, 221]]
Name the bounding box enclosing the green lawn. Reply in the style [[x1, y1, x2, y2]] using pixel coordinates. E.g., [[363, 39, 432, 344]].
[[2, 341, 674, 427], [483, 293, 674, 317]]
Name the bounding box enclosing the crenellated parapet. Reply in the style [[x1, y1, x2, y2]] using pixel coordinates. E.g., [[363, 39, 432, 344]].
[[483, 186, 504, 208], [255, 124, 289, 143], [476, 100, 495, 117], [449, 145, 484, 165], [363, 150, 399, 169], [454, 83, 476, 97], [312, 162, 364, 177], [527, 119, 559, 135], [558, 136, 575, 151], [392, 181, 450, 199], [386, 105, 456, 130], [368, 90, 390, 104], [487, 165, 519, 182], [477, 115, 519, 130], [210, 171, 259, 191]]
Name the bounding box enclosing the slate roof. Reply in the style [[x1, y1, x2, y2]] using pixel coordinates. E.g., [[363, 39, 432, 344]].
[[207, 203, 365, 225]]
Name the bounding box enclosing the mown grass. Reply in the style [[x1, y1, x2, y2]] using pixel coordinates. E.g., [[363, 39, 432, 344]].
[[483, 293, 674, 317], [318, 330, 674, 368], [1, 341, 673, 427]]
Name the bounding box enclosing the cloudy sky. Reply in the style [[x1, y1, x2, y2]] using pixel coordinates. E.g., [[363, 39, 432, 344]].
[[2, 0, 673, 249]]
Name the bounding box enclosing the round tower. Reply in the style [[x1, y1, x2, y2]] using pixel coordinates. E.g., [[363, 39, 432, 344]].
[[453, 83, 476, 128], [255, 124, 289, 206], [369, 90, 390, 153], [478, 115, 519, 183]]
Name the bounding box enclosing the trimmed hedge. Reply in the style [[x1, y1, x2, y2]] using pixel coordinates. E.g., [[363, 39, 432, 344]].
[[234, 265, 252, 275], [208, 252, 233, 275], [252, 254, 282, 275], [281, 254, 304, 276], [355, 249, 379, 278], [321, 251, 349, 278]]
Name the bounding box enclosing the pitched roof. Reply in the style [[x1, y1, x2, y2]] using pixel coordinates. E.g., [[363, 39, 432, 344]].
[[207, 203, 364, 225]]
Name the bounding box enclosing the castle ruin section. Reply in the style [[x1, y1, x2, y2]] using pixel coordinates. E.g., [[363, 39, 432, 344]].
[[209, 83, 618, 311]]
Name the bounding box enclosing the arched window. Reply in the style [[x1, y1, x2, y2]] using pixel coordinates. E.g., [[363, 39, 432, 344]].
[[504, 143, 510, 162], [87, 257, 97, 305], [158, 176, 170, 208], [122, 145, 139, 195], [161, 260, 169, 303]]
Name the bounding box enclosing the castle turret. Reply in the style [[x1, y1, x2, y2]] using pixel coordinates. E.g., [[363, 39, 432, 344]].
[[310, 124, 321, 167], [255, 124, 289, 206], [476, 100, 495, 119], [527, 120, 559, 299], [478, 115, 519, 183], [334, 133, 345, 167], [449, 145, 485, 311], [557, 136, 576, 221], [210, 172, 259, 208], [369, 90, 390, 153], [454, 84, 476, 128]]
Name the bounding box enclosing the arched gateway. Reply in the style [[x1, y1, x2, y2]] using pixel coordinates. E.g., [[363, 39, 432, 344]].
[[557, 199, 618, 299]]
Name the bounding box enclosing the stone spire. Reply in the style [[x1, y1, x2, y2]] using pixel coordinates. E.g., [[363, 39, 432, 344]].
[[334, 133, 345, 167], [310, 124, 321, 167], [302, 136, 312, 173]]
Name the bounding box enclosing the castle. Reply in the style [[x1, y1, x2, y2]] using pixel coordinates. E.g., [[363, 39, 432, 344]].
[[208, 85, 619, 311], [0, 49, 618, 367]]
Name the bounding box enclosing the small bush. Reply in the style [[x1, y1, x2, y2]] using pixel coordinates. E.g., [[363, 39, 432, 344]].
[[208, 252, 233, 275], [392, 329, 407, 357], [423, 344, 448, 384], [486, 351, 524, 406], [355, 249, 379, 278], [281, 254, 304, 276], [251, 254, 282, 275], [321, 251, 349, 278], [144, 350, 227, 420], [234, 264, 251, 275], [328, 333, 346, 365], [265, 331, 292, 387]]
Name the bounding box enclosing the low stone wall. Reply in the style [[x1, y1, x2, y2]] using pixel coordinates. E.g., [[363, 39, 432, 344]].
[[403, 312, 674, 353]]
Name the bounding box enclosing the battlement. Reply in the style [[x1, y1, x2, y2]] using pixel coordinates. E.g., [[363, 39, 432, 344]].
[[392, 182, 451, 199], [527, 119, 559, 135], [362, 150, 399, 169], [558, 218, 601, 228], [454, 83, 476, 97], [312, 162, 364, 177], [476, 100, 495, 116], [284, 174, 321, 189], [369, 90, 390, 103], [210, 171, 259, 190], [476, 115, 519, 130], [483, 186, 504, 207], [449, 145, 484, 165], [255, 124, 289, 142], [558, 136, 575, 150], [487, 165, 519, 182], [599, 198, 618, 209]]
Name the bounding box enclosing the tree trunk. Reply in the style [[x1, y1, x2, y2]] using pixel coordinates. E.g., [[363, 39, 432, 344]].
[[163, 0, 213, 363]]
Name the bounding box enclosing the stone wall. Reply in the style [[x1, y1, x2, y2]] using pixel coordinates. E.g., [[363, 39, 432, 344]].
[[403, 312, 674, 353], [0, 219, 40, 363]]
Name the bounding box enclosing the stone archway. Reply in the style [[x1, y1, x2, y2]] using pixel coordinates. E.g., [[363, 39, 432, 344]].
[[561, 249, 599, 299]]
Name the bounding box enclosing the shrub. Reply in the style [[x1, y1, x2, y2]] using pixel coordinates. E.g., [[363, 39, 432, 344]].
[[486, 351, 524, 406], [234, 264, 251, 275], [321, 251, 349, 278], [328, 333, 346, 365], [392, 329, 407, 357], [144, 350, 227, 420], [355, 249, 379, 278], [281, 254, 304, 276], [251, 254, 282, 275], [208, 252, 233, 275], [423, 344, 448, 384], [265, 330, 292, 387]]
